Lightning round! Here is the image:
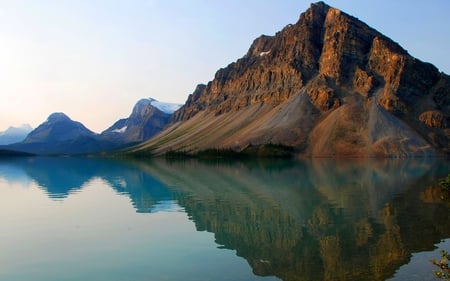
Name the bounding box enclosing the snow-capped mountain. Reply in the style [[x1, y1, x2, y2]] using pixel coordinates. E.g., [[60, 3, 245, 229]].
[[0, 124, 33, 145], [101, 98, 179, 145]]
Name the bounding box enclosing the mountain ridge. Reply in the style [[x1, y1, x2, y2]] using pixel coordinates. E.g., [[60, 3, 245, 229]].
[[6, 98, 179, 155], [0, 124, 33, 145], [130, 1, 449, 157]]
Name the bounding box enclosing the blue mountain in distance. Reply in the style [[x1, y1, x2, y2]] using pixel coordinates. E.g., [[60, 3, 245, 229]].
[[0, 124, 33, 145], [24, 112, 95, 143], [4, 98, 181, 155], [8, 112, 102, 155]]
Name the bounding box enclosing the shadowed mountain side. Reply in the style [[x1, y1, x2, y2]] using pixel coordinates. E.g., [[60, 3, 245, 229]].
[[130, 2, 449, 157], [100, 98, 179, 146], [139, 158, 450, 281], [7, 113, 110, 155]]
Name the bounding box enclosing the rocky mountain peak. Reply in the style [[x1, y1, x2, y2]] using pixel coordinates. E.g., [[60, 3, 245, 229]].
[[101, 98, 179, 145], [46, 112, 71, 123], [24, 112, 95, 144], [135, 2, 449, 157], [132, 99, 156, 118]]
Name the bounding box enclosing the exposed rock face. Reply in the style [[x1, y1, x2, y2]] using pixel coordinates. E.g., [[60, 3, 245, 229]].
[[419, 110, 448, 128], [135, 2, 450, 157], [101, 98, 175, 145]]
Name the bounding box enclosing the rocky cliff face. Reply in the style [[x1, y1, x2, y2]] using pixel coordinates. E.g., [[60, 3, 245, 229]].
[[101, 98, 178, 145], [134, 2, 450, 157]]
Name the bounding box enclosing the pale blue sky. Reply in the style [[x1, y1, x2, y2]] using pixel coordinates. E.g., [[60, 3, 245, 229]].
[[0, 0, 448, 132]]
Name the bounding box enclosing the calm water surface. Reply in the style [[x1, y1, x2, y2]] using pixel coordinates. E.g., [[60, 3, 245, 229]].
[[0, 157, 449, 281]]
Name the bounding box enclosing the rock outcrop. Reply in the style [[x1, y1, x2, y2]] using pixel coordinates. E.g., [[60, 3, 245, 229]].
[[132, 2, 449, 157]]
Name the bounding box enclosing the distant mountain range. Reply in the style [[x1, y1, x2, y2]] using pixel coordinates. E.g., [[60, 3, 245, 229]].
[[4, 98, 181, 155], [0, 124, 32, 145], [129, 2, 450, 158]]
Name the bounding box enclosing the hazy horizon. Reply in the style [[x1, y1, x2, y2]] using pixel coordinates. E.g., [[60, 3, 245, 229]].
[[1, 0, 449, 133]]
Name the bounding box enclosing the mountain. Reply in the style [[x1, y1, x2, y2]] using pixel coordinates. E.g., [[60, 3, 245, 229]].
[[101, 98, 181, 145], [8, 112, 102, 155], [0, 124, 33, 145], [24, 112, 95, 143], [130, 2, 450, 158], [4, 98, 181, 155]]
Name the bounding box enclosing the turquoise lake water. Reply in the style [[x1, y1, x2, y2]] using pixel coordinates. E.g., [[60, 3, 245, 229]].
[[0, 157, 449, 281]]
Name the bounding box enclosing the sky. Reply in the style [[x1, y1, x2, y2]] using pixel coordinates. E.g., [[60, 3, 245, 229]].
[[0, 0, 449, 133]]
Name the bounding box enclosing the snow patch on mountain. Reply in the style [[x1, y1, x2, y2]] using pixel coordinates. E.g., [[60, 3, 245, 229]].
[[149, 98, 182, 114], [112, 126, 127, 133]]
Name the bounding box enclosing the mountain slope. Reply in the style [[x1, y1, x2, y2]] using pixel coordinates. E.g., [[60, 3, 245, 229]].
[[0, 124, 33, 145], [101, 98, 181, 145], [131, 2, 449, 157], [23, 113, 95, 143], [8, 113, 102, 155]]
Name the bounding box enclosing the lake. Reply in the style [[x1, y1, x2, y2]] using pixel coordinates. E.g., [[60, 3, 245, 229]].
[[0, 157, 449, 281]]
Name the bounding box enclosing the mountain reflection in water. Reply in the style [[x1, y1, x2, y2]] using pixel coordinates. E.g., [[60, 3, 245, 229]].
[[0, 157, 448, 281]]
